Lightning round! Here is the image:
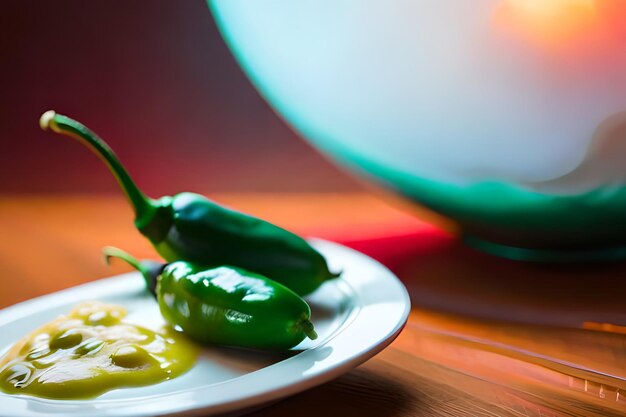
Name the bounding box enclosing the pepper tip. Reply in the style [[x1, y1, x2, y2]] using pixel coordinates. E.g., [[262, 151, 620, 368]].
[[301, 320, 318, 341], [39, 110, 58, 132], [329, 269, 342, 279], [306, 327, 318, 341]]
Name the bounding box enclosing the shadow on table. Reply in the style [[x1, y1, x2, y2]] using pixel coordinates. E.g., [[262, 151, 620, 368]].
[[247, 366, 414, 417], [342, 230, 626, 327]]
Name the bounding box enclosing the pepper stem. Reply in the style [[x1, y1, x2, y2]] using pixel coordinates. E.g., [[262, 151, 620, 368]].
[[103, 246, 156, 294], [40, 111, 157, 222]]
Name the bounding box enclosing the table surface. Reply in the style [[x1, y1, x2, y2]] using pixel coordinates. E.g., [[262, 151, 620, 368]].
[[1, 193, 626, 417]]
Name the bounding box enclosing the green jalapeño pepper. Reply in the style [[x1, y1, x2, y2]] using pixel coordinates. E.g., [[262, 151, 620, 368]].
[[40, 111, 339, 296], [104, 247, 317, 350]]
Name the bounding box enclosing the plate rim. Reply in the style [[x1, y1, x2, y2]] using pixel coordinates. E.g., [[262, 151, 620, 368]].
[[0, 239, 410, 417]]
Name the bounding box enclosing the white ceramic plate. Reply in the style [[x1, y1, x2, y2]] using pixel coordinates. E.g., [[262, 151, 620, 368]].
[[0, 239, 410, 417]]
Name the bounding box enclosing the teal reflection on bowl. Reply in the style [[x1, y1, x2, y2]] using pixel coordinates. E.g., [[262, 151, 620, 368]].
[[209, 0, 626, 261]]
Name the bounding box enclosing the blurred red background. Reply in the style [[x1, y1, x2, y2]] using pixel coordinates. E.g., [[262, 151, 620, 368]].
[[0, 0, 360, 195]]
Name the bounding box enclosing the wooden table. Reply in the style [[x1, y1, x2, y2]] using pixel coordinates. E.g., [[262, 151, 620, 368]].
[[1, 193, 626, 417]]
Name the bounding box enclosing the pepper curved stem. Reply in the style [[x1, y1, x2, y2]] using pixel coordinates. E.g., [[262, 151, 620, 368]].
[[40, 111, 156, 221], [103, 246, 154, 292]]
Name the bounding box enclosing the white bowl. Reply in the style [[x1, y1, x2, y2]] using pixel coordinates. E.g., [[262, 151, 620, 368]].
[[209, 0, 626, 261]]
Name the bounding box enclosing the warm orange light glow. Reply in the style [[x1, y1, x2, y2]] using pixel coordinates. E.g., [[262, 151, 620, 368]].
[[582, 322, 626, 335], [495, 0, 600, 49], [507, 0, 595, 15]]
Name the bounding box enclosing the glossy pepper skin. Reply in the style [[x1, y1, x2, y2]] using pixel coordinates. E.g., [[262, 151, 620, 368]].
[[104, 247, 317, 351], [40, 111, 339, 296]]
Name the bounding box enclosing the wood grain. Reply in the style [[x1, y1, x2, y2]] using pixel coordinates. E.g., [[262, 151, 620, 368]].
[[1, 194, 625, 417]]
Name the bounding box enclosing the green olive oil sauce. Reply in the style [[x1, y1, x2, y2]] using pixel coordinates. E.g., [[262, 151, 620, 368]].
[[0, 301, 198, 399]]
